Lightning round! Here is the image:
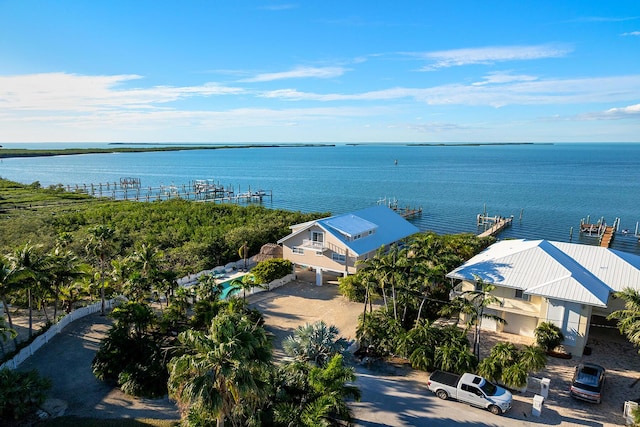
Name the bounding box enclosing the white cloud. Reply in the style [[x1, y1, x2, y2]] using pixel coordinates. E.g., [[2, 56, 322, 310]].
[[472, 71, 539, 86], [411, 44, 572, 70], [241, 66, 348, 83], [0, 73, 245, 112], [622, 31, 640, 36], [260, 75, 640, 107], [589, 103, 640, 120]]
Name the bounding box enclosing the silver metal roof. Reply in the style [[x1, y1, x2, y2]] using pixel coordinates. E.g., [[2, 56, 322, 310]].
[[446, 239, 640, 307]]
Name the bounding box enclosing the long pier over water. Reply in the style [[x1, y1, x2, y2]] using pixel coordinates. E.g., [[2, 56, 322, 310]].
[[477, 214, 513, 238], [65, 178, 272, 203]]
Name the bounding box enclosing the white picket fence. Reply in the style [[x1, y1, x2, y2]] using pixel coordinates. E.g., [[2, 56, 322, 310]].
[[0, 298, 119, 371]]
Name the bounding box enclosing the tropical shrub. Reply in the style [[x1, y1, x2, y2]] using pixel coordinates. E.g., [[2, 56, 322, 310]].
[[337, 274, 366, 303], [251, 258, 293, 284], [0, 368, 51, 422], [356, 308, 404, 357], [92, 302, 174, 398], [534, 322, 565, 352], [283, 321, 350, 367], [477, 342, 546, 388], [272, 355, 360, 427]]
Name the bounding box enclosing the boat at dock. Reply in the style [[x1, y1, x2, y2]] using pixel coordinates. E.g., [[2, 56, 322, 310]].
[[579, 216, 620, 248]]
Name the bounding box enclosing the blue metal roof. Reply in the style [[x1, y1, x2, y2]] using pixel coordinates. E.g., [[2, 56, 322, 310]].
[[318, 205, 420, 256], [323, 215, 377, 238]]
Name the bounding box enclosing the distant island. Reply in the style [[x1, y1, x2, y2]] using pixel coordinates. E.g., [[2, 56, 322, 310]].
[[0, 144, 334, 159]]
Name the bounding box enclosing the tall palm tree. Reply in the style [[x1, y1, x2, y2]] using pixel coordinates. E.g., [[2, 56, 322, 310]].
[[442, 277, 505, 360], [358, 245, 402, 319], [86, 225, 115, 315], [168, 312, 272, 427], [47, 246, 88, 320], [130, 243, 162, 279], [7, 243, 50, 338]]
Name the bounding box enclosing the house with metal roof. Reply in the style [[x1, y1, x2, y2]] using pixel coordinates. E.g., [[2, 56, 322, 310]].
[[446, 239, 640, 357], [277, 205, 420, 286]]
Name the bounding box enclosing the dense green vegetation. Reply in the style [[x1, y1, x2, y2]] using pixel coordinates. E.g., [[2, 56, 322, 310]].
[[0, 368, 51, 424], [0, 178, 326, 275], [340, 232, 548, 385]]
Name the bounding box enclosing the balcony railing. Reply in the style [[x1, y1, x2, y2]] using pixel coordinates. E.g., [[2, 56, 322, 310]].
[[301, 239, 326, 250]]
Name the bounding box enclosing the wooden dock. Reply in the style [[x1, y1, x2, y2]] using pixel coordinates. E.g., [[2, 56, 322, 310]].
[[65, 178, 272, 204], [600, 226, 615, 248], [477, 214, 513, 238], [377, 197, 422, 218], [579, 216, 619, 248]]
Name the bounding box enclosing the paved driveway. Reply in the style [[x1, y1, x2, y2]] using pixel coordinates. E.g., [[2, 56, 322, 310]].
[[11, 274, 635, 426], [16, 312, 179, 419]]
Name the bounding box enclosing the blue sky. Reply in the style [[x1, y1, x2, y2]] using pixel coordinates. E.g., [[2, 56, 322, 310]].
[[1, 1, 639, 143]]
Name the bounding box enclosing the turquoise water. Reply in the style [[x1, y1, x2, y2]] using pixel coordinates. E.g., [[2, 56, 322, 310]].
[[2, 143, 640, 254]]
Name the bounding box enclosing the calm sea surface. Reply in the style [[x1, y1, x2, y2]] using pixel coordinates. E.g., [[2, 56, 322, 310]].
[[2, 143, 640, 254]]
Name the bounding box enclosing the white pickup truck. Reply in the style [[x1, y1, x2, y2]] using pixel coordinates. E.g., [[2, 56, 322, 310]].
[[427, 370, 513, 415]]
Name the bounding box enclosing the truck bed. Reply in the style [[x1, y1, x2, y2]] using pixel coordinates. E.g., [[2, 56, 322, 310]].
[[429, 370, 460, 387]]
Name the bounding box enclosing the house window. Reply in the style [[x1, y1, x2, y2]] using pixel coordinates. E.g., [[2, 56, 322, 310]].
[[474, 282, 483, 292], [332, 253, 346, 263], [311, 231, 324, 244], [292, 247, 304, 255], [515, 289, 531, 301]]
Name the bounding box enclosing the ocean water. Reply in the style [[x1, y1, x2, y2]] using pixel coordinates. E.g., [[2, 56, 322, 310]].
[[1, 143, 640, 254]]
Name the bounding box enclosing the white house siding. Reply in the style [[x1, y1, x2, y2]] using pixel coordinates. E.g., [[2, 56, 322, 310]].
[[546, 299, 589, 356], [502, 311, 538, 337]]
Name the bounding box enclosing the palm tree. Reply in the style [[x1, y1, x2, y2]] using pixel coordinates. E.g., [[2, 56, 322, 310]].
[[607, 287, 640, 348], [518, 344, 547, 373], [0, 257, 20, 346], [130, 243, 162, 280], [7, 243, 50, 339], [533, 321, 565, 353], [442, 277, 506, 360], [229, 274, 264, 301], [305, 354, 361, 425], [283, 321, 350, 367], [434, 341, 476, 374], [357, 246, 392, 313], [86, 225, 115, 315], [167, 312, 272, 427], [58, 276, 92, 314], [47, 246, 87, 319], [195, 273, 224, 302]]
